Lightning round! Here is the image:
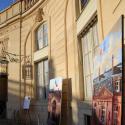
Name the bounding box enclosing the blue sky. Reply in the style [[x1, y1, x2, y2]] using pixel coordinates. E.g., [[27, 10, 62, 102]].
[[0, 0, 16, 12]]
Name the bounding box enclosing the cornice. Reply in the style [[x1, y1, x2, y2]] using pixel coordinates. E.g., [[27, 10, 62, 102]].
[[0, 15, 20, 29], [0, 0, 49, 29]]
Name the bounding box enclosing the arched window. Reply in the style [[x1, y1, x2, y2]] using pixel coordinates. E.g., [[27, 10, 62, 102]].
[[36, 22, 48, 50]]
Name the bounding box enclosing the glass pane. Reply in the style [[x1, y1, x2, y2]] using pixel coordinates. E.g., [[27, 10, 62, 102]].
[[43, 59, 49, 98], [84, 55, 90, 76], [81, 22, 98, 99], [89, 52, 93, 74], [36, 61, 45, 99], [87, 30, 92, 52], [93, 23, 99, 47], [82, 35, 88, 54], [43, 23, 48, 46], [43, 59, 49, 85], [38, 39, 44, 49], [85, 76, 92, 97], [37, 25, 43, 49], [37, 61, 44, 86]]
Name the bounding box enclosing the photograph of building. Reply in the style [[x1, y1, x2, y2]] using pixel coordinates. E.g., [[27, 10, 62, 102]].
[[0, 0, 124, 125], [92, 16, 123, 125], [93, 63, 122, 125]]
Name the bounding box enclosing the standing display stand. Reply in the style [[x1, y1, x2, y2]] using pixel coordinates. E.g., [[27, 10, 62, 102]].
[[61, 79, 72, 125], [47, 78, 72, 125]]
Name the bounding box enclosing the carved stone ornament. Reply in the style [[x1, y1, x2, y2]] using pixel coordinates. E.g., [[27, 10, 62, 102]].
[[35, 8, 44, 22], [0, 38, 9, 58]]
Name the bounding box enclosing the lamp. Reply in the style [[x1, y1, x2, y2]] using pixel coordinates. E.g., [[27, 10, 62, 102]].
[[0, 57, 8, 75]]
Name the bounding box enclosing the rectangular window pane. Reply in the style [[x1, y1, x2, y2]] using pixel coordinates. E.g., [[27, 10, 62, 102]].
[[37, 61, 43, 86], [87, 30, 92, 52], [84, 55, 90, 76], [43, 60, 49, 84], [36, 61, 45, 99], [38, 26, 44, 49], [89, 52, 93, 73], [36, 59, 49, 100], [82, 36, 88, 54], [37, 23, 48, 50], [81, 21, 98, 99], [85, 76, 92, 97], [43, 23, 48, 47], [92, 23, 98, 48], [43, 59, 49, 98]]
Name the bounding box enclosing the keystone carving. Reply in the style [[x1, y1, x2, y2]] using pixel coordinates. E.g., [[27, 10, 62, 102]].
[[35, 8, 44, 22]]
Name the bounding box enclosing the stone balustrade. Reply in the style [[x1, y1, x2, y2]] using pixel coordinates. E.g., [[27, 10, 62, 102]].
[[22, 0, 39, 11], [0, 0, 40, 25]]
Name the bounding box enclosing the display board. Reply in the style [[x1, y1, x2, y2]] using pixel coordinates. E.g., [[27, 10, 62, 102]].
[[47, 78, 71, 125], [92, 16, 123, 125], [47, 77, 63, 125]]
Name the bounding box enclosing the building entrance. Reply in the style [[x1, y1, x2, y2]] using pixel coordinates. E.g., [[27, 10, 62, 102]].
[[0, 102, 6, 118], [0, 59, 8, 119]]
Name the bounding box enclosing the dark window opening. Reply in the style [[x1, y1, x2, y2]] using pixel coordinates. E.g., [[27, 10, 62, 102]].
[[80, 0, 89, 10], [84, 115, 91, 125]]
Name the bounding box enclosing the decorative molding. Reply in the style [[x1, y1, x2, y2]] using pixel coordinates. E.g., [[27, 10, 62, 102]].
[[0, 37, 9, 57], [35, 8, 44, 22], [0, 23, 20, 36]]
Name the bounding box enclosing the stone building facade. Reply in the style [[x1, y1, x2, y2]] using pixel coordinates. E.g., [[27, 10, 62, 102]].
[[0, 0, 125, 125], [76, 0, 125, 125]]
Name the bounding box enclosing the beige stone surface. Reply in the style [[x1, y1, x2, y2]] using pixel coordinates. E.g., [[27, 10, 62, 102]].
[[0, 0, 124, 124]]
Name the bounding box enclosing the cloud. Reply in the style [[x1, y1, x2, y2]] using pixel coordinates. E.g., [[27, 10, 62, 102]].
[[93, 31, 122, 78]]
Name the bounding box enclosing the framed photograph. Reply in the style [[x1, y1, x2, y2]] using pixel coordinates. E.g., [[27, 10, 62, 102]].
[[92, 15, 124, 125]]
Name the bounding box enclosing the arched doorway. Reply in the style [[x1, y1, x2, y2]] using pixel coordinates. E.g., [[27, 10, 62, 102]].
[[0, 59, 8, 119]]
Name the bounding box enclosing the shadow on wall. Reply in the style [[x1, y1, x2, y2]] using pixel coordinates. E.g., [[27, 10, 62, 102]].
[[49, 59, 73, 125], [49, 58, 56, 80], [7, 79, 22, 119], [7, 58, 74, 125], [8, 79, 48, 124]]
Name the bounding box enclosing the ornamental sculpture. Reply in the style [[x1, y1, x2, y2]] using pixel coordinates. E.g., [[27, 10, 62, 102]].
[[35, 8, 44, 22]]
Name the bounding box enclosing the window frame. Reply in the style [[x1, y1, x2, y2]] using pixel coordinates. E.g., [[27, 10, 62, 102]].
[[35, 58, 49, 100], [100, 107, 106, 125], [36, 22, 48, 50], [80, 19, 99, 100], [115, 80, 120, 92], [113, 110, 118, 125]]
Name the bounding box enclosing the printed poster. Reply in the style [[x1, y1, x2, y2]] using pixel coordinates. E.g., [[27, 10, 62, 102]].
[[47, 77, 63, 125], [92, 16, 123, 125]]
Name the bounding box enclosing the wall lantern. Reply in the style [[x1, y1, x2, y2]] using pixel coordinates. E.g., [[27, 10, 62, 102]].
[[0, 58, 8, 75], [22, 60, 33, 80]]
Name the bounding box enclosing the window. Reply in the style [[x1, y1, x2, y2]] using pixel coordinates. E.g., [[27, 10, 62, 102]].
[[36, 22, 48, 50], [79, 0, 89, 11], [115, 80, 120, 92], [36, 59, 49, 100], [113, 111, 118, 125], [84, 115, 91, 125], [100, 107, 106, 125], [81, 21, 98, 99]]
